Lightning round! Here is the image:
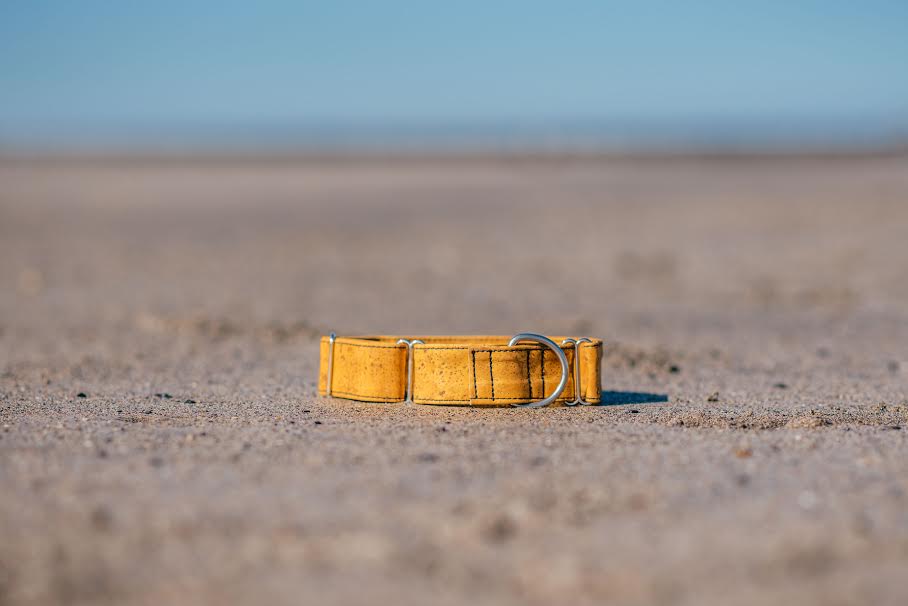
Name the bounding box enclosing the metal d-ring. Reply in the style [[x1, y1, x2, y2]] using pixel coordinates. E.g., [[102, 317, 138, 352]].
[[396, 338, 424, 403], [326, 331, 337, 396], [561, 337, 593, 405], [508, 333, 569, 408]]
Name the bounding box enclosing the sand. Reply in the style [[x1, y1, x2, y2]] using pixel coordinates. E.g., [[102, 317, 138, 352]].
[[1, 153, 907, 605]]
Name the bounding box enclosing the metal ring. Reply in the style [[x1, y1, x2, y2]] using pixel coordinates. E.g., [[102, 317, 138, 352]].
[[396, 339, 424, 403], [326, 331, 337, 396], [508, 333, 569, 408], [561, 337, 593, 406]]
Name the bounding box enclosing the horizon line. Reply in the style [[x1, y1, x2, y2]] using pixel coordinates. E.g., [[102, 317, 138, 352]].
[[2, 114, 907, 154]]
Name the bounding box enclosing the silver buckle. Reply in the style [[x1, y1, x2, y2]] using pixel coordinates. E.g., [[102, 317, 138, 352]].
[[396, 339, 424, 403], [561, 338, 593, 405], [508, 333, 570, 408]]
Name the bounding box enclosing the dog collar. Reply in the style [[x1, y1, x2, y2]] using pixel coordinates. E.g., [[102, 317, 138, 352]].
[[319, 333, 602, 408]]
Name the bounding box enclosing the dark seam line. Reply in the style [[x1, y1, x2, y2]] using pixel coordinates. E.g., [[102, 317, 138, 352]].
[[525, 350, 532, 398], [331, 343, 600, 352], [471, 350, 477, 399], [468, 396, 576, 402], [326, 392, 597, 404], [325, 392, 584, 403], [466, 345, 600, 352], [567, 349, 573, 398], [412, 347, 470, 351], [330, 395, 597, 403], [541, 350, 546, 396], [333, 344, 539, 351], [534, 352, 545, 398], [334, 343, 408, 350], [474, 346, 599, 352], [489, 351, 495, 400], [319, 390, 600, 404], [328, 389, 404, 400], [328, 388, 402, 399], [340, 346, 540, 353], [470, 348, 546, 353]]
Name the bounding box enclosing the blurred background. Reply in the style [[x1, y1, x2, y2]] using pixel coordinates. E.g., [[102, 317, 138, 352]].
[[2, 0, 907, 338], [2, 1, 908, 152], [2, 3, 908, 606]]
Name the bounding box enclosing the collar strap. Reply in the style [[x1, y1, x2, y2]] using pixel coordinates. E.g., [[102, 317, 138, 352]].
[[319, 334, 602, 407]]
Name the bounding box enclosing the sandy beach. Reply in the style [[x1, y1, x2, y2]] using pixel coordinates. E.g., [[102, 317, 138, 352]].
[[1, 153, 907, 605]]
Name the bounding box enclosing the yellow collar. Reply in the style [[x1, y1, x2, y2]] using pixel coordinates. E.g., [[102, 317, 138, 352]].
[[319, 333, 602, 408]]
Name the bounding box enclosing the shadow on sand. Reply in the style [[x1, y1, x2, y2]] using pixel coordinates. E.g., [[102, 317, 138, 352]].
[[598, 390, 668, 406]]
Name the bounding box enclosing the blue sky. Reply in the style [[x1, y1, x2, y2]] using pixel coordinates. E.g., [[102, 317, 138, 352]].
[[2, 1, 907, 147]]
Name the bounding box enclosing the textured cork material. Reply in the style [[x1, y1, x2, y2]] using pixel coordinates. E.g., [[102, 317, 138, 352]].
[[319, 336, 602, 406]]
